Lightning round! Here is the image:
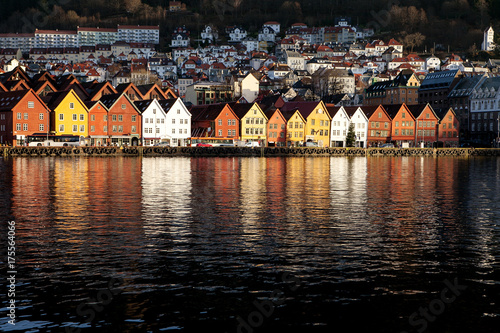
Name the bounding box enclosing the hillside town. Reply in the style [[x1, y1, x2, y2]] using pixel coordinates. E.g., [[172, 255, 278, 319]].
[[0, 19, 499, 147]]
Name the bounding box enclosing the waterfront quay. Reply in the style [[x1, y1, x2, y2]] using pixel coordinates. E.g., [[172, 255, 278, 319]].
[[2, 146, 500, 157]]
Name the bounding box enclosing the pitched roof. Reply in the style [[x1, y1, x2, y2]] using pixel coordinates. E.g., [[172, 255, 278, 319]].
[[0, 90, 36, 111]]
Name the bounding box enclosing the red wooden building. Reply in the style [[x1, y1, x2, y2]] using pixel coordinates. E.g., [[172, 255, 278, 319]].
[[86, 100, 110, 146], [407, 104, 440, 147], [437, 108, 460, 147], [265, 108, 287, 146], [0, 89, 51, 146], [361, 105, 392, 146], [99, 93, 141, 146], [190, 103, 239, 139], [384, 103, 416, 146]]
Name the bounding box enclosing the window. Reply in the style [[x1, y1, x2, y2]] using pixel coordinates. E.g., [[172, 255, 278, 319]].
[[118, 126, 123, 133], [131, 126, 136, 133], [311, 119, 315, 125], [72, 125, 77, 132], [24, 113, 28, 120], [218, 119, 222, 126], [17, 113, 21, 120], [172, 129, 176, 134], [180, 119, 184, 124], [118, 115, 123, 122], [395, 129, 399, 135], [378, 112, 382, 118], [91, 114, 95, 121], [112, 125, 117, 132], [69, 102, 74, 109], [104, 115, 108, 121], [156, 128, 160, 133], [228, 129, 231, 136], [80, 125, 85, 132], [289, 122, 293, 129], [91, 125, 95, 132], [21, 124, 27, 131], [112, 115, 117, 121], [177, 109, 180, 114], [39, 124, 44, 131], [402, 112, 406, 119], [59, 124, 64, 132], [121, 104, 126, 109], [28, 101, 35, 108], [39, 113, 44, 120], [103, 126, 107, 132], [132, 115, 136, 122], [395, 121, 399, 127], [72, 114, 77, 121]]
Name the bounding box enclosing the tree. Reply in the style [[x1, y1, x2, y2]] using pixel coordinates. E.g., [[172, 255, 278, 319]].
[[346, 123, 356, 147], [403, 32, 426, 53]]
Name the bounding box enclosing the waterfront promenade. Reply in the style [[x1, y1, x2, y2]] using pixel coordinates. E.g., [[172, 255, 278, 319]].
[[2, 146, 500, 157]]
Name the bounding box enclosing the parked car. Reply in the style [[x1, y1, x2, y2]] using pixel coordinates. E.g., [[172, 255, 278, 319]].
[[196, 143, 212, 147], [154, 142, 170, 147], [380, 143, 394, 148]]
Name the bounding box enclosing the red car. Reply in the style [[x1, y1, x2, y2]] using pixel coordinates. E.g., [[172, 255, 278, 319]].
[[196, 143, 212, 147]]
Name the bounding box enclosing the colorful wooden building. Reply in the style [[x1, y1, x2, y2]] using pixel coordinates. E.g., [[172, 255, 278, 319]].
[[0, 89, 51, 146]]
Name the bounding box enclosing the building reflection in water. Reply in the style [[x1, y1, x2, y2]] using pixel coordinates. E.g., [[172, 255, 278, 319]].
[[141, 156, 192, 242]]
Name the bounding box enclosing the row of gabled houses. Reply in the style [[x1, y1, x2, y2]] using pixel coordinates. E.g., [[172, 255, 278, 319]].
[[0, 88, 191, 147], [0, 88, 459, 147], [189, 96, 459, 148]]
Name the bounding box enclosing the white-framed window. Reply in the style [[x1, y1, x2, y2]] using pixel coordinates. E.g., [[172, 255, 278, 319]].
[[23, 124, 28, 131], [80, 114, 84, 121], [24, 113, 28, 120], [73, 114, 77, 121], [80, 125, 85, 132], [58, 114, 64, 121], [73, 125, 78, 132], [39, 113, 44, 120], [28, 101, 35, 108], [39, 124, 44, 131], [59, 124, 64, 132], [69, 102, 74, 109], [91, 125, 95, 132], [118, 126, 123, 132], [172, 129, 176, 134], [16, 123, 21, 131]]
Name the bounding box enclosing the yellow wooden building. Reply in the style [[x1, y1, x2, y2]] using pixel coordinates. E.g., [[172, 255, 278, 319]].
[[281, 101, 331, 147], [230, 102, 268, 144], [43, 89, 89, 138]]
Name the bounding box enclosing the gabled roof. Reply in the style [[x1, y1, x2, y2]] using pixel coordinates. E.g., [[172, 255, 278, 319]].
[[3, 80, 30, 91], [359, 105, 389, 120], [325, 105, 345, 119], [115, 82, 144, 99], [383, 103, 414, 119], [32, 80, 58, 95], [190, 103, 234, 122], [406, 103, 439, 120], [99, 92, 140, 112], [137, 83, 168, 100], [227, 102, 268, 120], [0, 89, 49, 112], [85, 100, 108, 112], [280, 101, 324, 120], [42, 89, 87, 111], [87, 81, 118, 101], [133, 99, 164, 114]]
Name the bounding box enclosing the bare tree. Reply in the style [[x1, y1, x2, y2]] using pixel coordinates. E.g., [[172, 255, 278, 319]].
[[403, 32, 426, 53]]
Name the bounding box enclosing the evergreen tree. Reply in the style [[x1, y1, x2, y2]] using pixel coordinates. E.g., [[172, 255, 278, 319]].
[[346, 123, 356, 147]]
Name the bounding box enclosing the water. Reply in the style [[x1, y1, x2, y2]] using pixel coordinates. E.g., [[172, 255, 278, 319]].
[[0, 156, 499, 332]]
